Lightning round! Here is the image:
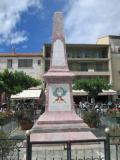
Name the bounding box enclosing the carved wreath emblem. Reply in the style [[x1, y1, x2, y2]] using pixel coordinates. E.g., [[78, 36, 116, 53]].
[[53, 87, 66, 103]]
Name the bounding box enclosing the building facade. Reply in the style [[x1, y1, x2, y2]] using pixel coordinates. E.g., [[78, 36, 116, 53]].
[[44, 43, 112, 84], [43, 43, 114, 102], [97, 35, 120, 97], [0, 53, 44, 80]]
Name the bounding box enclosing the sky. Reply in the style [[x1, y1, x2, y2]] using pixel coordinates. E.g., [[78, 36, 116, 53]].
[[0, 0, 120, 53]]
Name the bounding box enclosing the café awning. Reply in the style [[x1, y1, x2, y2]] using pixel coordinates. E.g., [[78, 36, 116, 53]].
[[72, 89, 88, 96], [73, 89, 117, 96], [11, 89, 42, 100], [99, 89, 117, 95]]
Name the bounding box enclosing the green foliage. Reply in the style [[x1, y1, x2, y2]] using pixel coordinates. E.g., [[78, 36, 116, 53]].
[[73, 77, 111, 98], [0, 69, 41, 106], [0, 130, 6, 138], [0, 130, 15, 159], [0, 112, 6, 126], [15, 109, 33, 124], [1, 69, 41, 95], [0, 72, 5, 94], [83, 109, 100, 127], [14, 109, 33, 130], [0, 110, 13, 126]]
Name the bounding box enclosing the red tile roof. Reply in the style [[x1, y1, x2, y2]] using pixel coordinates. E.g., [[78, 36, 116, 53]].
[[0, 53, 43, 57]]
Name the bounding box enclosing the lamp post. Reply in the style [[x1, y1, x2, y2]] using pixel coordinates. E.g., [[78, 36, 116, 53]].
[[26, 130, 32, 160], [105, 128, 110, 160]]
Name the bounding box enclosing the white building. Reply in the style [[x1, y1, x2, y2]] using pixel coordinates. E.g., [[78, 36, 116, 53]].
[[0, 53, 44, 80]]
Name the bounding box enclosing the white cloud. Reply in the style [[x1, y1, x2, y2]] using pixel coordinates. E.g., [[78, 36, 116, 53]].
[[10, 31, 28, 44], [64, 0, 120, 43], [0, 0, 42, 45]]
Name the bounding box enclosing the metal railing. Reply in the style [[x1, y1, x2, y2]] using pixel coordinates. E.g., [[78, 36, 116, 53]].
[[26, 134, 107, 160], [110, 136, 120, 160], [0, 134, 119, 160], [0, 138, 26, 160]]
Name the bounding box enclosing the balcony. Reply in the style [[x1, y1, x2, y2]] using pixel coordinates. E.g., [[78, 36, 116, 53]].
[[72, 71, 110, 76], [68, 58, 109, 61]]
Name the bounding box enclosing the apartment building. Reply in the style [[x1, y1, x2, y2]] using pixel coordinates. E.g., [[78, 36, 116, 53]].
[[97, 35, 120, 97], [44, 43, 112, 83], [0, 53, 44, 80], [43, 43, 113, 102]]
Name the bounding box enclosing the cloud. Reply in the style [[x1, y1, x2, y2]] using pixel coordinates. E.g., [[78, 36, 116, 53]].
[[64, 0, 120, 43], [0, 0, 42, 45]]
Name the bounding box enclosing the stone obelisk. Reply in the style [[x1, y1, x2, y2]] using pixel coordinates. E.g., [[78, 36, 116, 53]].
[[31, 12, 96, 142], [38, 12, 81, 122]]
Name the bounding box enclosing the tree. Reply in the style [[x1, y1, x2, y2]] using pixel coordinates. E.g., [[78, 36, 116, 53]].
[[1, 69, 41, 107], [73, 77, 111, 103], [0, 72, 4, 94]]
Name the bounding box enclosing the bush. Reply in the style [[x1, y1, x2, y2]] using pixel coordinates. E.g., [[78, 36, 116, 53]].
[[0, 130, 6, 138], [14, 109, 33, 130], [14, 110, 23, 122], [0, 112, 6, 126], [4, 109, 13, 118], [83, 109, 100, 128]]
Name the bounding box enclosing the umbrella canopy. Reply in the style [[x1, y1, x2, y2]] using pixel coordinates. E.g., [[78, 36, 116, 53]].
[[72, 90, 88, 96], [99, 89, 117, 95], [73, 89, 117, 96], [11, 89, 42, 100]]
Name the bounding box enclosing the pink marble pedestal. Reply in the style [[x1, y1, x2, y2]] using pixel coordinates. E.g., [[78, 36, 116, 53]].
[[30, 12, 97, 143], [31, 111, 97, 142]]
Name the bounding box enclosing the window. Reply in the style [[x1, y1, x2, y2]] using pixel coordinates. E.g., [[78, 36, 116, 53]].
[[7, 59, 12, 68], [96, 63, 108, 71], [88, 62, 95, 70], [118, 47, 120, 53], [38, 60, 41, 65], [68, 63, 79, 71], [80, 63, 88, 71], [18, 59, 33, 68]]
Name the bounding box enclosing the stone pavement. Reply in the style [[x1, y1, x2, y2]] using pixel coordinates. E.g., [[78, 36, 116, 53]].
[[9, 126, 26, 139]]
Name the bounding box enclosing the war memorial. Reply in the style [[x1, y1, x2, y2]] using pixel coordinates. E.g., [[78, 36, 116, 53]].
[[24, 12, 112, 160]]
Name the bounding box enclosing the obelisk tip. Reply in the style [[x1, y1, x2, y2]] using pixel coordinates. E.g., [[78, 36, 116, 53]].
[[53, 12, 64, 41]]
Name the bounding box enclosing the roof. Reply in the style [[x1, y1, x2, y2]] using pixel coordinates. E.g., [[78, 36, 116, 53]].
[[44, 43, 109, 48], [97, 35, 120, 40], [11, 89, 41, 100], [109, 35, 120, 38], [0, 53, 43, 57]]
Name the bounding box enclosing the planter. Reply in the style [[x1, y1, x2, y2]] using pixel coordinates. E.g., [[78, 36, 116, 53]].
[[20, 122, 33, 130], [83, 109, 100, 128], [88, 124, 96, 128]]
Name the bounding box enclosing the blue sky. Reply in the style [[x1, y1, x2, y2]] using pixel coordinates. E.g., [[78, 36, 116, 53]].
[[0, 0, 120, 53]]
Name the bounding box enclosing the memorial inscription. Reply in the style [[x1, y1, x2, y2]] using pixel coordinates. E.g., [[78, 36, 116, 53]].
[[49, 84, 71, 111]]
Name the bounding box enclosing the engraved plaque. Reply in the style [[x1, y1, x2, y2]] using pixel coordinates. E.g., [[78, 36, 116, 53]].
[[49, 83, 71, 111]]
